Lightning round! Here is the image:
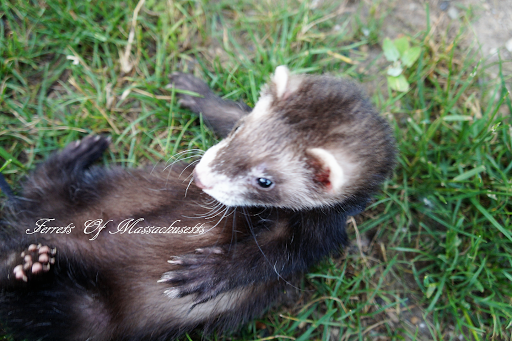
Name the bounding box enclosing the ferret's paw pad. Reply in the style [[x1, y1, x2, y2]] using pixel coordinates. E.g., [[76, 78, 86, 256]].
[[159, 247, 229, 304], [13, 244, 56, 282]]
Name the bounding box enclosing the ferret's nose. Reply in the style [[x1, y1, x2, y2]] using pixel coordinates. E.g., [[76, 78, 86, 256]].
[[193, 169, 211, 190]]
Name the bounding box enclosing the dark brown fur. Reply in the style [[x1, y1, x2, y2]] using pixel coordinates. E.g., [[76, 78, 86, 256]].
[[0, 70, 396, 341], [212, 75, 394, 203]]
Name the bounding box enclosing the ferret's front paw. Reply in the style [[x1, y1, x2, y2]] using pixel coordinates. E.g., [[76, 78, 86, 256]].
[[166, 73, 211, 112], [12, 244, 56, 282], [159, 246, 229, 304]]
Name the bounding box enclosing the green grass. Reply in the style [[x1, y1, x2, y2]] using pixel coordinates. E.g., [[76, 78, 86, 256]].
[[1, 0, 511, 340]]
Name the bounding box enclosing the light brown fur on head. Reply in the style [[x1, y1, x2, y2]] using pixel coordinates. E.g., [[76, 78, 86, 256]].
[[194, 66, 396, 209]]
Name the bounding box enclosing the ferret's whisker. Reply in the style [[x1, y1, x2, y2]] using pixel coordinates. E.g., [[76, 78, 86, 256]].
[[165, 148, 204, 164], [179, 159, 200, 179], [164, 153, 203, 171], [200, 206, 233, 234], [196, 203, 227, 219], [184, 176, 195, 197], [182, 201, 224, 219]]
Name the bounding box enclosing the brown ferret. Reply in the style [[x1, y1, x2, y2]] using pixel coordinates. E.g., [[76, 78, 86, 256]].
[[0, 66, 396, 341]]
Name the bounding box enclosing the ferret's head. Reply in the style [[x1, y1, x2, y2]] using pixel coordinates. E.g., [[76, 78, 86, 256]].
[[194, 66, 396, 210]]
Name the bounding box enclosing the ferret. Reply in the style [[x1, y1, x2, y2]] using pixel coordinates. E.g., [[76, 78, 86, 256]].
[[0, 66, 396, 341]]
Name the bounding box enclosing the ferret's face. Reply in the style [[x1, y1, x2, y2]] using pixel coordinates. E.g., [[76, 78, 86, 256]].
[[193, 66, 364, 210], [193, 138, 343, 209], [193, 134, 324, 209]]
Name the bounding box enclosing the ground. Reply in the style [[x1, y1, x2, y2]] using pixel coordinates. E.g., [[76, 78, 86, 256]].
[[0, 0, 511, 340], [381, 0, 512, 74]]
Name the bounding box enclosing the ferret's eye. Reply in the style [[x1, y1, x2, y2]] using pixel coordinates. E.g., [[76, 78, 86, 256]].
[[233, 123, 244, 133], [256, 178, 273, 189]]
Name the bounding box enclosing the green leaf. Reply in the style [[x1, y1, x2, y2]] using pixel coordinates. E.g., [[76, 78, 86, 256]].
[[383, 38, 400, 62], [401, 46, 421, 67], [426, 283, 437, 298], [387, 75, 410, 92], [394, 37, 410, 55], [442, 115, 473, 121], [0, 160, 12, 173], [295, 309, 336, 341], [435, 193, 447, 204], [387, 64, 403, 77], [473, 279, 484, 293], [452, 165, 486, 181], [471, 197, 512, 243], [0, 147, 25, 169]]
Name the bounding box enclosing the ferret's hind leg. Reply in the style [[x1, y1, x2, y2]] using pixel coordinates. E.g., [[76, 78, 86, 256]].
[[31, 134, 110, 182], [0, 238, 114, 341], [16, 135, 110, 214], [51, 135, 110, 173], [0, 259, 114, 341]]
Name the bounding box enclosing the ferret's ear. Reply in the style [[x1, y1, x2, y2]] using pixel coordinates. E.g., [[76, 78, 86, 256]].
[[272, 65, 299, 100], [307, 148, 345, 193]]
